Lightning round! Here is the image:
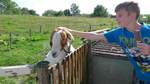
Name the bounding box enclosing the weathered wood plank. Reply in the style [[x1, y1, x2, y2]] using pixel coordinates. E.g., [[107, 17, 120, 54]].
[[36, 61, 50, 84], [0, 64, 33, 76]]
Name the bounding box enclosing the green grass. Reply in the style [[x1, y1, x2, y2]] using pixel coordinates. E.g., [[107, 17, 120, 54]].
[[0, 15, 117, 83]]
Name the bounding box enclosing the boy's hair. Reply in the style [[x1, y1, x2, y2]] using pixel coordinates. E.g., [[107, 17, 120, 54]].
[[115, 1, 140, 19]]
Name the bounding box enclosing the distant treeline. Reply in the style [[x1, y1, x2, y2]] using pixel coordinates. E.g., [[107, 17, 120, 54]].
[[1, 0, 150, 20], [0, 0, 109, 17], [0, 0, 39, 16]]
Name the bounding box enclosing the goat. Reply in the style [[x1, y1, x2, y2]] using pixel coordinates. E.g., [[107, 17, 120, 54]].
[[44, 28, 75, 65]]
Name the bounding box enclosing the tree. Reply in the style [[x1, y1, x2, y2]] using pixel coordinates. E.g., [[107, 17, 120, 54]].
[[92, 5, 109, 17], [54, 11, 63, 16], [0, 2, 5, 14], [64, 9, 71, 16], [42, 10, 57, 16], [21, 7, 29, 15], [28, 9, 38, 16], [70, 3, 80, 16], [20, 7, 38, 15], [0, 0, 38, 15], [42, 10, 63, 16], [0, 0, 21, 14], [11, 7, 21, 14]]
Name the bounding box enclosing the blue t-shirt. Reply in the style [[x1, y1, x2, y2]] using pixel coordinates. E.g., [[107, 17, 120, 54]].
[[104, 23, 150, 48], [104, 23, 150, 71]]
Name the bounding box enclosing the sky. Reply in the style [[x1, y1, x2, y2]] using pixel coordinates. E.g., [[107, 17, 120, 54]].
[[12, 0, 150, 16]]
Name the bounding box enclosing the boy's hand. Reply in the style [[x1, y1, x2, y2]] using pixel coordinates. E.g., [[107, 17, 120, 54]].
[[57, 27, 72, 32], [137, 42, 150, 55]]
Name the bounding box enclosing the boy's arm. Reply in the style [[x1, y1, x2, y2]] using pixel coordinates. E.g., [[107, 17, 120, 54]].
[[57, 27, 107, 42]]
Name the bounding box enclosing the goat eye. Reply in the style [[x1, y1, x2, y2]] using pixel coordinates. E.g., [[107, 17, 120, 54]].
[[52, 52, 57, 58]]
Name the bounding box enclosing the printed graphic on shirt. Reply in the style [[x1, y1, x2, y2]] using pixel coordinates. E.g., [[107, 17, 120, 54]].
[[119, 36, 135, 48], [119, 36, 150, 72], [143, 37, 150, 44]]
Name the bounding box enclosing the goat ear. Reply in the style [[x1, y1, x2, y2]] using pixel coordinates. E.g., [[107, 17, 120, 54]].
[[60, 31, 68, 49], [66, 30, 74, 40]]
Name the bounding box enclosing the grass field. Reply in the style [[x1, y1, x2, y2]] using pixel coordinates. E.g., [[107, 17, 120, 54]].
[[0, 15, 117, 83]]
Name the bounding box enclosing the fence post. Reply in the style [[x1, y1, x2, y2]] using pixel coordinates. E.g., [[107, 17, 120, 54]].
[[29, 28, 32, 38], [39, 25, 42, 33], [87, 40, 93, 84], [9, 32, 12, 49], [88, 23, 92, 32], [36, 61, 50, 84]]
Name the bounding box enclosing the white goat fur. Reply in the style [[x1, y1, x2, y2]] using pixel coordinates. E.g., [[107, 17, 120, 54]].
[[44, 30, 75, 65]]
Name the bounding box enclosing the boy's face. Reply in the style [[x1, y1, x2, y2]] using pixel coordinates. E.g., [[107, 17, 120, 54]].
[[116, 9, 132, 28]]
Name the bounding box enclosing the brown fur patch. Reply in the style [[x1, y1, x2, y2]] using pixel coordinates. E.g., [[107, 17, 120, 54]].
[[50, 29, 72, 50]]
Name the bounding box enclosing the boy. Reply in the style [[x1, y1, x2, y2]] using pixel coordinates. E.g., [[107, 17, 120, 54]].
[[58, 1, 150, 84]]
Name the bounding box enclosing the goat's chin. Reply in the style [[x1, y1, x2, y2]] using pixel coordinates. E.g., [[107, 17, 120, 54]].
[[70, 45, 75, 52], [44, 50, 66, 65]]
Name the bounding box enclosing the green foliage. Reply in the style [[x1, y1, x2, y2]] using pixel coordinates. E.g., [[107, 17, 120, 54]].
[[70, 3, 80, 16], [0, 2, 6, 14], [138, 15, 150, 23], [21, 7, 38, 15], [54, 11, 64, 16], [0, 0, 38, 15], [29, 35, 46, 41], [28, 9, 38, 16], [0, 74, 36, 84], [42, 9, 57, 16], [21, 7, 29, 15], [0, 34, 9, 41], [91, 5, 109, 17], [64, 9, 71, 16], [0, 0, 21, 14], [147, 15, 150, 23], [19, 36, 26, 42], [0, 39, 8, 46], [42, 10, 64, 16]]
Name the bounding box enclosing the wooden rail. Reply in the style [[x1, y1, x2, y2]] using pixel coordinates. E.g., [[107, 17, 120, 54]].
[[0, 64, 33, 76], [0, 43, 88, 84]]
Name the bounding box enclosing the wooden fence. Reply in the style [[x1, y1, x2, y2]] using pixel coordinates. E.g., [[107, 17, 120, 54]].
[[36, 43, 88, 84], [0, 43, 88, 84]]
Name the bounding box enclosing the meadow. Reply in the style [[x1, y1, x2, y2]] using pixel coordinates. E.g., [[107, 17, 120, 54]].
[[0, 15, 116, 83]]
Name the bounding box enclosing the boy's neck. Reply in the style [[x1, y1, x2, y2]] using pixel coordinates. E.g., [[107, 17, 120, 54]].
[[126, 21, 141, 32]]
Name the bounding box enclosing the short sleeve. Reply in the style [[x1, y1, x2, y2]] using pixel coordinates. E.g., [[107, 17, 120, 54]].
[[104, 28, 122, 44]]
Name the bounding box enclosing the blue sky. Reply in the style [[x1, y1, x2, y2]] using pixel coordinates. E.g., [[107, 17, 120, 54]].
[[12, 0, 150, 15]]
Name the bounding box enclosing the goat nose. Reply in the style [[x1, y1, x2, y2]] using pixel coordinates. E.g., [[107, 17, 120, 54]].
[[52, 52, 57, 58]]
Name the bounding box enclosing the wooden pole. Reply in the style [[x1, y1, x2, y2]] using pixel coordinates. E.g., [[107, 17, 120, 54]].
[[29, 28, 32, 39], [88, 23, 92, 32], [36, 61, 50, 84], [9, 32, 12, 49], [40, 25, 42, 33]]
